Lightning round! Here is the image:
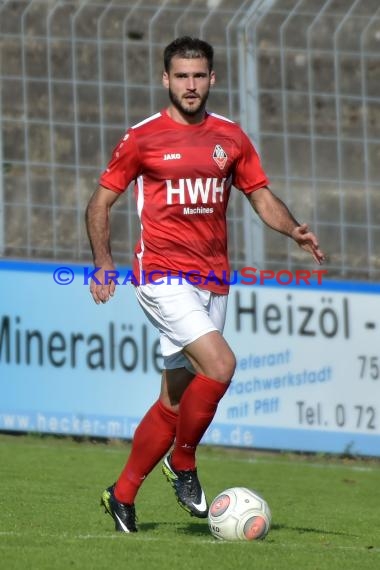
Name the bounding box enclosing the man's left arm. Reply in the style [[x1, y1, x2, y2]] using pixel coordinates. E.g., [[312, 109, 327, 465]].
[[247, 186, 325, 265]]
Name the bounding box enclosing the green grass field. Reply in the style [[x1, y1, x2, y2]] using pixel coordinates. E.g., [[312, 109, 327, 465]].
[[0, 434, 379, 570]]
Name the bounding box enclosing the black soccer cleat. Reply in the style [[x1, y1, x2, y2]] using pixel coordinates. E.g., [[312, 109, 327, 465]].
[[100, 485, 138, 533], [162, 454, 208, 518]]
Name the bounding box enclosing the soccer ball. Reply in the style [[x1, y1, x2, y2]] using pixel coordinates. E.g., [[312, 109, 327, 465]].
[[208, 487, 271, 541]]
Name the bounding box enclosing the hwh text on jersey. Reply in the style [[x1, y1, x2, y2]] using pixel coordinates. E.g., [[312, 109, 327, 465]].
[[166, 177, 227, 205]]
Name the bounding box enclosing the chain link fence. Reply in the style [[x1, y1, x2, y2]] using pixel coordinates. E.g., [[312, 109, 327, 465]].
[[1, 0, 379, 279], [246, 0, 380, 278]]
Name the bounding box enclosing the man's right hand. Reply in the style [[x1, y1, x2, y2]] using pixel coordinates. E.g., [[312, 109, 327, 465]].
[[90, 263, 117, 304]]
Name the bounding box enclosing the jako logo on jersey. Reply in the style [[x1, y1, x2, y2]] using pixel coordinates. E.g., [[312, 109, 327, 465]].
[[213, 145, 228, 170], [166, 177, 226, 204], [163, 153, 182, 160]]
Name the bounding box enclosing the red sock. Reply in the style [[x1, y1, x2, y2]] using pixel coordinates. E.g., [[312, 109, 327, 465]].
[[171, 373, 229, 471], [114, 399, 177, 504]]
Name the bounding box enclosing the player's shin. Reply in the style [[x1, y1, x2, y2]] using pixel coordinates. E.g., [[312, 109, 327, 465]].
[[171, 372, 230, 471], [114, 399, 178, 504]]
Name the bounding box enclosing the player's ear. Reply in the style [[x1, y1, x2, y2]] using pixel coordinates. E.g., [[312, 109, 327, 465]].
[[162, 71, 169, 89], [210, 70, 216, 86]]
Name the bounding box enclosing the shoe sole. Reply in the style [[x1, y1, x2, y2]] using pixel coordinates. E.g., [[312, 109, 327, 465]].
[[100, 489, 112, 516], [162, 458, 208, 519]]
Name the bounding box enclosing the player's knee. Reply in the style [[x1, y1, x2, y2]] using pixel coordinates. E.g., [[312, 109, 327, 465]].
[[211, 351, 236, 383]]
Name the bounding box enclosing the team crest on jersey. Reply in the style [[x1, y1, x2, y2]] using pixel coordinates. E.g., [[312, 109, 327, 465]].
[[212, 145, 228, 170]]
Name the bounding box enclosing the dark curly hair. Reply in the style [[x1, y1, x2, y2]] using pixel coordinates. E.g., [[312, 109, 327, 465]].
[[163, 36, 214, 72]]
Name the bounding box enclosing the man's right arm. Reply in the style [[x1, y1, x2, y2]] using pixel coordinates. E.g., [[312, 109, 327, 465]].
[[85, 185, 121, 304]]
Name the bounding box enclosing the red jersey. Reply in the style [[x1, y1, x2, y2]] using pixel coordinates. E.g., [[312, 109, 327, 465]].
[[99, 110, 269, 294]]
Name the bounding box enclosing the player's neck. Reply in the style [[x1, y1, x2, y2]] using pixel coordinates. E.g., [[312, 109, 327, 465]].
[[166, 105, 207, 125]]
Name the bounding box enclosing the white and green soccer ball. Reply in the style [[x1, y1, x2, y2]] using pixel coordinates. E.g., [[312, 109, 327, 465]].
[[208, 487, 271, 541]]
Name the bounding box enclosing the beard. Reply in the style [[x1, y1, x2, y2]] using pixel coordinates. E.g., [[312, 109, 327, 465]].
[[168, 87, 210, 117]]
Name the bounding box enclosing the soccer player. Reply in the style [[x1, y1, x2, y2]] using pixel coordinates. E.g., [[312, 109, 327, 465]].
[[86, 37, 325, 533]]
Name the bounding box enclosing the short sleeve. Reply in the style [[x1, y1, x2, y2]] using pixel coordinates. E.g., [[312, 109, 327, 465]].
[[233, 129, 269, 194], [99, 130, 141, 193]]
